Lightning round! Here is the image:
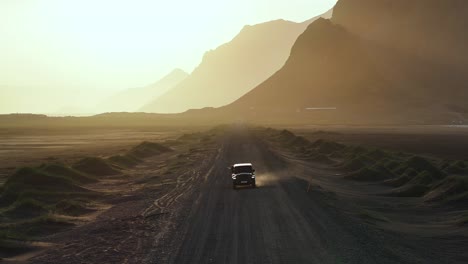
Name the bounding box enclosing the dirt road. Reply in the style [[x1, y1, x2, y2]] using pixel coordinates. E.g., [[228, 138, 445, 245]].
[[31, 126, 466, 264], [143, 127, 438, 264]]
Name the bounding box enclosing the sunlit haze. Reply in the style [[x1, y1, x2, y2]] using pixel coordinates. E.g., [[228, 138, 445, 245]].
[[0, 0, 337, 114]]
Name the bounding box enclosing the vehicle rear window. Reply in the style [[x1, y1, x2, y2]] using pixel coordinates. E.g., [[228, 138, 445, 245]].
[[234, 166, 253, 174]]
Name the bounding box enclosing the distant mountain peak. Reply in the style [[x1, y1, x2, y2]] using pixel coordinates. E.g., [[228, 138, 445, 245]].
[[168, 68, 188, 76], [302, 8, 334, 26], [96, 68, 188, 113], [140, 9, 334, 114], [153, 68, 189, 85]]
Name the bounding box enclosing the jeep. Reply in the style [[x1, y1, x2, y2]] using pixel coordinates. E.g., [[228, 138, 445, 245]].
[[231, 163, 256, 189]]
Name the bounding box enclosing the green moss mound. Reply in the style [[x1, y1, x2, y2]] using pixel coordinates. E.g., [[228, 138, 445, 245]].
[[384, 174, 411, 187], [444, 161, 468, 174], [345, 166, 392, 182], [7, 216, 75, 238], [73, 157, 120, 176], [385, 184, 429, 197], [328, 151, 344, 159], [3, 168, 83, 196], [129, 141, 172, 158], [0, 238, 38, 258], [163, 139, 184, 146], [274, 130, 311, 149], [456, 215, 468, 226], [1, 199, 49, 219], [425, 176, 468, 204], [279, 129, 295, 140], [108, 154, 142, 168], [308, 154, 334, 164], [408, 171, 437, 185], [18, 190, 96, 206], [393, 156, 444, 179], [39, 163, 96, 184], [384, 167, 418, 186], [383, 159, 401, 171], [341, 155, 376, 171], [345, 146, 368, 156], [290, 136, 310, 148], [0, 167, 93, 207], [365, 149, 390, 161], [54, 200, 93, 216], [316, 141, 345, 155]]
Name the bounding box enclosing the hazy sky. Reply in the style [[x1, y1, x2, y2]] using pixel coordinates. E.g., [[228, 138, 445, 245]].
[[0, 0, 337, 114]]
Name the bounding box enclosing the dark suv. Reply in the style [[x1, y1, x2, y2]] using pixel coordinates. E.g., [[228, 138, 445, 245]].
[[231, 163, 256, 189]]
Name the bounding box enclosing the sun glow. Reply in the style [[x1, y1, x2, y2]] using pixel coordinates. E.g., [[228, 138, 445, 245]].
[[0, 0, 337, 114]]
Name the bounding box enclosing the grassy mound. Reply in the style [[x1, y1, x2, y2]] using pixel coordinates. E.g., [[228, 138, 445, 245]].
[[383, 163, 444, 198], [365, 149, 389, 161], [39, 163, 96, 184], [6, 216, 74, 238], [358, 209, 389, 223], [393, 156, 444, 179], [0, 167, 94, 208], [265, 128, 468, 205], [73, 157, 120, 176], [0, 239, 37, 259], [456, 215, 468, 226], [444, 161, 468, 174], [385, 183, 429, 197], [384, 174, 411, 187], [308, 154, 334, 164], [0, 199, 48, 220], [17, 190, 96, 206], [200, 134, 213, 143], [108, 154, 142, 168], [381, 156, 447, 196], [54, 200, 93, 216], [345, 166, 392, 182], [345, 146, 368, 157], [328, 151, 344, 159], [129, 141, 172, 158], [279, 129, 295, 140], [382, 159, 403, 171], [289, 136, 311, 148], [2, 168, 85, 201], [274, 130, 311, 149], [383, 167, 418, 186], [316, 141, 345, 155], [308, 139, 345, 155], [439, 160, 452, 171], [408, 171, 437, 185], [340, 156, 374, 171], [163, 139, 184, 146], [425, 176, 468, 204]]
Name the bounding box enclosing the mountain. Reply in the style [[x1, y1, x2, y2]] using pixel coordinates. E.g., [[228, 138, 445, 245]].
[[332, 0, 468, 66], [223, 1, 468, 124], [97, 69, 188, 113], [224, 18, 396, 123], [140, 10, 332, 114]]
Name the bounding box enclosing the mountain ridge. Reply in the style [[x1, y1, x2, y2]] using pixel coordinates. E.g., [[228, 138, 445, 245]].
[[220, 0, 468, 124], [97, 69, 188, 113], [140, 10, 333, 114]]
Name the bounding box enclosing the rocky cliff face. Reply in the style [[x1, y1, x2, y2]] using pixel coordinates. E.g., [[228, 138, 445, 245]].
[[332, 0, 468, 65], [229, 19, 388, 112], [223, 1, 468, 124]]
